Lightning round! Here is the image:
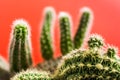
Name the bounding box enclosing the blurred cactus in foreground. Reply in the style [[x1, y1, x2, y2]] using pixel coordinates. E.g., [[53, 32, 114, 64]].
[[59, 12, 74, 55], [11, 69, 51, 80], [53, 34, 120, 80], [40, 7, 56, 60], [74, 7, 93, 49], [9, 19, 32, 73], [0, 55, 10, 80]]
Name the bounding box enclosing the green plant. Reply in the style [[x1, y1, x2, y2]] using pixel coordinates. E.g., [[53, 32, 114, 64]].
[[59, 12, 74, 55], [9, 19, 32, 73], [11, 69, 51, 80], [74, 7, 93, 49], [53, 34, 120, 80], [40, 7, 56, 60]]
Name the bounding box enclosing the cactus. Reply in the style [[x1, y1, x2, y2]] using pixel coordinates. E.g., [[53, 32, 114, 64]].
[[59, 12, 74, 55], [40, 7, 56, 60], [53, 34, 120, 80], [74, 7, 93, 49], [11, 69, 51, 80], [9, 19, 32, 73], [0, 55, 10, 80]]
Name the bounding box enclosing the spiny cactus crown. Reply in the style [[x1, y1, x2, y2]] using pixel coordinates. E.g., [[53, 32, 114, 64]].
[[53, 34, 120, 80], [11, 69, 51, 80], [12, 19, 30, 36], [88, 34, 104, 49]]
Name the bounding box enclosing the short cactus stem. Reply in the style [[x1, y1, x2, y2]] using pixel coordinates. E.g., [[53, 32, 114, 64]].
[[11, 69, 51, 80], [59, 12, 74, 55], [40, 7, 56, 60], [74, 7, 93, 49], [9, 19, 32, 73]]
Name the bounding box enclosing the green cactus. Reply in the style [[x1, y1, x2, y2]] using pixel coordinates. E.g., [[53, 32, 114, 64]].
[[74, 7, 93, 49], [40, 7, 56, 60], [0, 55, 10, 80], [11, 69, 51, 80], [53, 34, 120, 80], [59, 12, 74, 55], [9, 19, 32, 73]]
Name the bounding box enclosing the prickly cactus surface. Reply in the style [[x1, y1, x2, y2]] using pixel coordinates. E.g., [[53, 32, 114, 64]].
[[11, 69, 51, 80], [53, 34, 120, 80]]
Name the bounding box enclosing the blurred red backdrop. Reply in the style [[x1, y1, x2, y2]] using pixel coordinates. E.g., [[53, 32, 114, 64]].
[[0, 0, 120, 65]]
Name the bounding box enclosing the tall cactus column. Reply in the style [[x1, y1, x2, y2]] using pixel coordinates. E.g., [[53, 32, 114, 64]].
[[74, 7, 93, 49], [9, 19, 32, 73], [59, 12, 74, 55], [40, 7, 56, 60]]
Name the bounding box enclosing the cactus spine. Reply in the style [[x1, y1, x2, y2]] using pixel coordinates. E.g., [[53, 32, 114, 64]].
[[74, 7, 93, 49], [59, 12, 74, 55], [9, 19, 32, 73], [11, 69, 51, 80], [40, 7, 56, 60], [53, 34, 120, 80]]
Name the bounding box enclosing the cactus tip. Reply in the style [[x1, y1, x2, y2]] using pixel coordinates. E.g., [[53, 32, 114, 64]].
[[43, 6, 56, 20], [80, 6, 94, 34], [58, 12, 73, 28], [12, 19, 30, 28], [88, 34, 104, 48]]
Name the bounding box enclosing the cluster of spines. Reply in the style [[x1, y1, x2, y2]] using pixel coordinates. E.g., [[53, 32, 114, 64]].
[[11, 69, 51, 80], [53, 34, 120, 80], [59, 12, 74, 55], [40, 7, 56, 60], [74, 7, 93, 49], [9, 19, 32, 73]]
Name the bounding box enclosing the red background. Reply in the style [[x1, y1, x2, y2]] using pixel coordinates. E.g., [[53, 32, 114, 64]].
[[0, 0, 120, 65]]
